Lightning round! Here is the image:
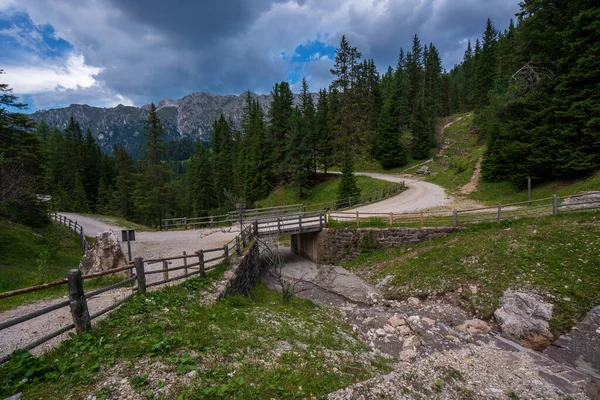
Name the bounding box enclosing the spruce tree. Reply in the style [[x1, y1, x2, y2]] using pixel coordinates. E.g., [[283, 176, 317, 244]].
[[411, 100, 432, 160], [336, 147, 361, 207], [375, 99, 408, 169], [315, 89, 332, 174]]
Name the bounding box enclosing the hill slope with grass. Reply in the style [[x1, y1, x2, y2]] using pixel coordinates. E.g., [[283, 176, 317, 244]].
[[256, 174, 393, 208], [0, 219, 123, 311], [343, 211, 600, 336]]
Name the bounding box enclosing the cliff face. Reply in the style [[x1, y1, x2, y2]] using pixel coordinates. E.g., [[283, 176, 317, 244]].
[[30, 91, 307, 156]]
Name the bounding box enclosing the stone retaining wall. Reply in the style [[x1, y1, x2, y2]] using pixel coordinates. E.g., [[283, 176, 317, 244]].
[[222, 241, 262, 296], [316, 227, 461, 264]]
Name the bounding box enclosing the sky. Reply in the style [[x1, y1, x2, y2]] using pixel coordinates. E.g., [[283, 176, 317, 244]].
[[0, 0, 521, 112]]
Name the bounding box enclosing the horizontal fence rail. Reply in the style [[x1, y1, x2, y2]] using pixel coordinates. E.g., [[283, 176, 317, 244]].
[[52, 212, 91, 253], [0, 210, 266, 365]]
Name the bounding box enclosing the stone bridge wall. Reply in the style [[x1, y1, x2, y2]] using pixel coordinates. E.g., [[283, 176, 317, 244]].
[[296, 227, 461, 264], [222, 241, 262, 296]]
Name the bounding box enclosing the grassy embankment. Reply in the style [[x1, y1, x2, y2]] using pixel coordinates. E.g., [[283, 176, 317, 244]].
[[0, 219, 122, 311], [343, 211, 600, 336], [256, 175, 394, 208], [418, 112, 600, 205], [0, 267, 389, 399]]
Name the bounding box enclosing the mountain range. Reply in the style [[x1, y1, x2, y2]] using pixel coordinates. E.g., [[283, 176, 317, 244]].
[[30, 91, 308, 157]]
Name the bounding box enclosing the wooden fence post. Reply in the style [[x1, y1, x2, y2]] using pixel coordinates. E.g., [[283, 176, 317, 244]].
[[277, 217, 281, 235], [183, 251, 188, 276], [241, 229, 247, 247], [420, 211, 424, 228], [319, 213, 323, 229], [389, 212, 393, 227], [381, 189, 384, 198], [497, 204, 502, 223], [253, 220, 259, 237], [299, 215, 303, 232], [184, 217, 187, 230], [197, 250, 205, 278], [68, 269, 91, 334], [162, 261, 169, 281], [553, 194, 558, 216], [453, 210, 458, 227], [135, 257, 146, 294], [327, 209, 331, 225], [236, 236, 241, 256], [223, 245, 229, 264], [80, 230, 86, 254], [356, 211, 359, 227]]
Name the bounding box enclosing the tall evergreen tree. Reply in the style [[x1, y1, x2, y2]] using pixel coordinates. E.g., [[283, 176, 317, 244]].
[[375, 98, 408, 169]]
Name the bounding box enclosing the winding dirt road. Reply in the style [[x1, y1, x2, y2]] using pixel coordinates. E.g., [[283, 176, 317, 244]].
[[329, 171, 453, 214]]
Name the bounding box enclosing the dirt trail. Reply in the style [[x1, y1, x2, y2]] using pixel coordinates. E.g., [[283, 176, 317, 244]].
[[461, 157, 482, 195]]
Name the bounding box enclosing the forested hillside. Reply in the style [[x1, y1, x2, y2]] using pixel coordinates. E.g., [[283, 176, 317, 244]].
[[1, 0, 597, 228]]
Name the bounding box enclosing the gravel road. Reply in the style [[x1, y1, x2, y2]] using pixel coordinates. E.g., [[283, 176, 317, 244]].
[[1, 214, 239, 362], [330, 171, 452, 214]]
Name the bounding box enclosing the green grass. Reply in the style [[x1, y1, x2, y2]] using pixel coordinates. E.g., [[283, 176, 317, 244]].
[[0, 271, 390, 399], [256, 175, 394, 208], [84, 214, 153, 232], [0, 218, 124, 311], [420, 113, 486, 193], [343, 212, 600, 336], [471, 171, 600, 206]]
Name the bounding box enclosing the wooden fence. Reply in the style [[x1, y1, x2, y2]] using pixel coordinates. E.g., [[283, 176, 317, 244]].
[[52, 212, 91, 253], [0, 222, 258, 365], [327, 192, 600, 228], [162, 183, 405, 230]]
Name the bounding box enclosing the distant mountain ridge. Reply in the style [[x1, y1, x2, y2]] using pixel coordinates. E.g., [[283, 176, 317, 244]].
[[30, 91, 309, 157]]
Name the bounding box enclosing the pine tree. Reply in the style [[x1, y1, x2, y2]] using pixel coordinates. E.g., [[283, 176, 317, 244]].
[[135, 103, 170, 228], [336, 147, 361, 207], [315, 89, 333, 174], [474, 19, 498, 109], [267, 82, 294, 182], [211, 114, 234, 204], [187, 143, 215, 215], [375, 98, 408, 169], [411, 100, 432, 160], [243, 99, 273, 203]]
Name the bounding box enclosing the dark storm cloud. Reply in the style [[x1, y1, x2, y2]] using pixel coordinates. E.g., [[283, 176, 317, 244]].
[[6, 0, 521, 108]]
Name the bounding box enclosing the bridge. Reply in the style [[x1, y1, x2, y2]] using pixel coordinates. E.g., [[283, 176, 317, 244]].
[[253, 212, 327, 237]]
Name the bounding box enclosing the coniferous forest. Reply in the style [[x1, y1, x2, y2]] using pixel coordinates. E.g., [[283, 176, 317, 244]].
[[1, 0, 598, 228]]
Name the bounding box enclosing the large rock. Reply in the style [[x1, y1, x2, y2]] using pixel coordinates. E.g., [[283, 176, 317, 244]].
[[494, 290, 554, 350], [79, 230, 128, 276], [416, 166, 430, 174]]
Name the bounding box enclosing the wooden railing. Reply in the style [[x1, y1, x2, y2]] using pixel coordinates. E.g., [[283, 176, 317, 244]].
[[162, 182, 406, 230], [0, 265, 136, 364], [52, 212, 91, 253], [327, 192, 600, 228], [0, 220, 260, 365]]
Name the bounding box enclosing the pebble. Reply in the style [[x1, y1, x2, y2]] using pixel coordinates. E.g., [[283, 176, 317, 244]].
[[187, 370, 197, 378], [388, 317, 404, 327], [422, 317, 436, 326], [407, 297, 420, 306], [376, 329, 387, 337]]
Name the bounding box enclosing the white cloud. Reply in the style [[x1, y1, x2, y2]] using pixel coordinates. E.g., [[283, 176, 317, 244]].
[[3, 53, 101, 94]]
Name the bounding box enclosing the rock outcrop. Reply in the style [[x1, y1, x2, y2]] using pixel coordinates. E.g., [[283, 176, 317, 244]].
[[494, 289, 554, 350], [79, 230, 128, 276]]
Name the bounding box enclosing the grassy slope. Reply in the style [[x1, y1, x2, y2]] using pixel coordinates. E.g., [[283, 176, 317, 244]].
[[0, 271, 389, 399], [256, 175, 392, 208], [472, 171, 600, 205], [343, 212, 600, 335], [423, 113, 486, 193], [0, 219, 122, 311], [422, 112, 599, 204]]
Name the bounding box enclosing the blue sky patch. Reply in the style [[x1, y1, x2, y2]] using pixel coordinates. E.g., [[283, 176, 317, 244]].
[[0, 11, 72, 60], [285, 38, 335, 84]]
